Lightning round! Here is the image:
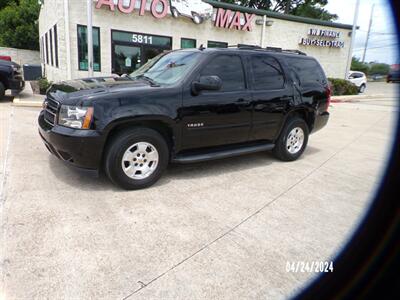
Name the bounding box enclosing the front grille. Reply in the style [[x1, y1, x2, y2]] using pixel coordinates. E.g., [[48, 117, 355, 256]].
[[44, 97, 60, 126]]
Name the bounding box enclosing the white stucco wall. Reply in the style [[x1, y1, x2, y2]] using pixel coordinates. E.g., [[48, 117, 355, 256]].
[[39, 0, 352, 82], [38, 0, 68, 82]]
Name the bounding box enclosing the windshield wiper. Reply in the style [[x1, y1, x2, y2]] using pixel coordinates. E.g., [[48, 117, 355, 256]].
[[136, 75, 160, 87]]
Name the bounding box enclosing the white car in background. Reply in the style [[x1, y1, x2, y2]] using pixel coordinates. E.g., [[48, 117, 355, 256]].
[[170, 0, 213, 24], [348, 71, 367, 93]]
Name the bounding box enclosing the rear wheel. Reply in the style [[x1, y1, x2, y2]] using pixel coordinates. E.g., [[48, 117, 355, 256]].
[[359, 84, 366, 93], [273, 117, 309, 161], [0, 82, 5, 100], [104, 128, 169, 190]]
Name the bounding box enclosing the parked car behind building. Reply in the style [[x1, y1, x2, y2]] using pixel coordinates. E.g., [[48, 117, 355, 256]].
[[0, 60, 25, 99], [387, 70, 400, 83], [348, 71, 367, 93]]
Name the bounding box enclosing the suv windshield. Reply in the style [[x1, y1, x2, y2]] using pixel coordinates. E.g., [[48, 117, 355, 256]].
[[130, 51, 201, 85]]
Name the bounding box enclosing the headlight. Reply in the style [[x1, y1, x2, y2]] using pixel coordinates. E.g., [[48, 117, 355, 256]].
[[58, 105, 94, 129], [11, 66, 19, 73]]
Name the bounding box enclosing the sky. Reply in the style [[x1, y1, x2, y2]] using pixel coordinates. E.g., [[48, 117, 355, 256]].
[[325, 0, 398, 64]]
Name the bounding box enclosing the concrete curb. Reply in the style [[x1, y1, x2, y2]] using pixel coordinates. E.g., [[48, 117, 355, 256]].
[[331, 94, 390, 103], [12, 96, 43, 108]]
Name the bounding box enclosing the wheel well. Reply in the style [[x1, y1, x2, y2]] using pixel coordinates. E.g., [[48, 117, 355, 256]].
[[288, 109, 314, 132], [103, 120, 175, 156]]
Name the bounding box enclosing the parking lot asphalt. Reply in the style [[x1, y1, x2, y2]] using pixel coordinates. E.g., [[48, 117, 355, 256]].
[[0, 84, 398, 299]]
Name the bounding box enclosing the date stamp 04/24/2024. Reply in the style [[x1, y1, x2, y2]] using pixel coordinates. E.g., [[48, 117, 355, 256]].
[[286, 261, 334, 273]]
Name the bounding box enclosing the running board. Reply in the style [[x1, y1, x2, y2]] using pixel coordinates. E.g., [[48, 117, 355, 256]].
[[172, 143, 275, 164]]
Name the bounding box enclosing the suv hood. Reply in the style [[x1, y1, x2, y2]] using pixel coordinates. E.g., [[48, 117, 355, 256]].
[[47, 76, 156, 104], [0, 60, 20, 68]]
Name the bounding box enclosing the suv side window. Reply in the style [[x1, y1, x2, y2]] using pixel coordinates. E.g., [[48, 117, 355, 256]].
[[287, 57, 325, 85], [201, 55, 246, 92], [251, 55, 285, 90]]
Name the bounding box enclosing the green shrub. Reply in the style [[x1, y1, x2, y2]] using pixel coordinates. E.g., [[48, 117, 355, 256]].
[[38, 78, 52, 95], [328, 78, 358, 96]]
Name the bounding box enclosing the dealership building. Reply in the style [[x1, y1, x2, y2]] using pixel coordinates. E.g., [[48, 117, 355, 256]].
[[39, 0, 354, 82]]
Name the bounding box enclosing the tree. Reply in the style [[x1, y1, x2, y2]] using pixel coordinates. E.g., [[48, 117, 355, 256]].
[[0, 0, 40, 50], [369, 63, 390, 75], [351, 57, 370, 75], [0, 0, 19, 10], [219, 0, 338, 21]]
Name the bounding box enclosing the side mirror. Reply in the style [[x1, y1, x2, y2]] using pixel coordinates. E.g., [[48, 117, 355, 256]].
[[192, 75, 222, 95]]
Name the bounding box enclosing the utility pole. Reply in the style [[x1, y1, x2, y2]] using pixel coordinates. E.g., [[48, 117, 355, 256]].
[[87, 0, 94, 77], [362, 4, 375, 63], [345, 0, 360, 79]]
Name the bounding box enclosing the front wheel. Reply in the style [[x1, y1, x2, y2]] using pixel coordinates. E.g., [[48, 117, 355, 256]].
[[104, 128, 169, 190], [273, 117, 309, 161], [192, 13, 203, 24], [171, 7, 179, 18], [359, 84, 366, 93]]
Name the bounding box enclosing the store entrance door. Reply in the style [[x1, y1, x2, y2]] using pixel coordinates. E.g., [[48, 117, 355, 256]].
[[143, 46, 164, 65], [111, 30, 172, 76], [112, 44, 141, 75]]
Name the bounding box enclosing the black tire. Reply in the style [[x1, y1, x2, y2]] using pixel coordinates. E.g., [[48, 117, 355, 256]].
[[359, 84, 366, 93], [104, 128, 169, 190], [273, 117, 309, 161], [0, 82, 5, 100], [171, 7, 179, 18], [192, 13, 203, 24]]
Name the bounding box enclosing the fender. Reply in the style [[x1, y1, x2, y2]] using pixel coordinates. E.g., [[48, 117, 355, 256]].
[[275, 105, 316, 140]]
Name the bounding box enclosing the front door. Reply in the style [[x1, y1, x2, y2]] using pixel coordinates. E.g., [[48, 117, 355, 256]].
[[180, 54, 252, 150]]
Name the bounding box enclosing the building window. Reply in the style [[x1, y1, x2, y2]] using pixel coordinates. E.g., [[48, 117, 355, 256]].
[[111, 30, 172, 75], [181, 38, 196, 49], [54, 24, 59, 68], [49, 28, 54, 66], [45, 32, 49, 65], [207, 41, 228, 48], [77, 25, 101, 72]]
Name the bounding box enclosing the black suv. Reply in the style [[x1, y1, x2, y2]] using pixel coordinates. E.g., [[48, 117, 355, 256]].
[[38, 47, 330, 189], [0, 59, 25, 99]]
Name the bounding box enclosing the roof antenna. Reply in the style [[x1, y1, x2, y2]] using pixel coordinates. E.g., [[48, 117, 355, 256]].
[[199, 44, 206, 51]]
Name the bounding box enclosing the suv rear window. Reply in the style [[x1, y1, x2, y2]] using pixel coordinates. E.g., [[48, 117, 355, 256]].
[[286, 57, 326, 85], [201, 55, 246, 92], [251, 55, 285, 90]]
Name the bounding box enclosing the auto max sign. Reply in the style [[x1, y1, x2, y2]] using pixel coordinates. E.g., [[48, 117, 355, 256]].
[[95, 0, 256, 31], [299, 28, 345, 48], [214, 8, 255, 31]]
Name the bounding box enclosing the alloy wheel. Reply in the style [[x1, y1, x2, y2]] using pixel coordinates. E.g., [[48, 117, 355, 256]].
[[121, 142, 159, 180]]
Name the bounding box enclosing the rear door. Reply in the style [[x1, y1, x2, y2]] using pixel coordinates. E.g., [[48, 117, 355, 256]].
[[180, 53, 252, 150], [248, 54, 292, 141], [286, 56, 328, 113]]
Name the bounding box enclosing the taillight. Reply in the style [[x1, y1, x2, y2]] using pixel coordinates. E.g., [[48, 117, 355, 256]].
[[325, 86, 332, 111]]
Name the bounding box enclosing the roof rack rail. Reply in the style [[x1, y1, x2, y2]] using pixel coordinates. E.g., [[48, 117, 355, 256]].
[[228, 44, 262, 50], [282, 49, 307, 55], [264, 47, 307, 55], [265, 47, 283, 52]]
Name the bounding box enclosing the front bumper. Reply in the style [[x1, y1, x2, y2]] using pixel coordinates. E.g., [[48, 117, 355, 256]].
[[9, 78, 25, 95], [312, 111, 330, 133], [38, 110, 105, 171]]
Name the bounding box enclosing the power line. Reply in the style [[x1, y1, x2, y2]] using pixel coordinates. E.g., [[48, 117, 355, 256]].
[[354, 43, 399, 51], [359, 30, 397, 35]]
